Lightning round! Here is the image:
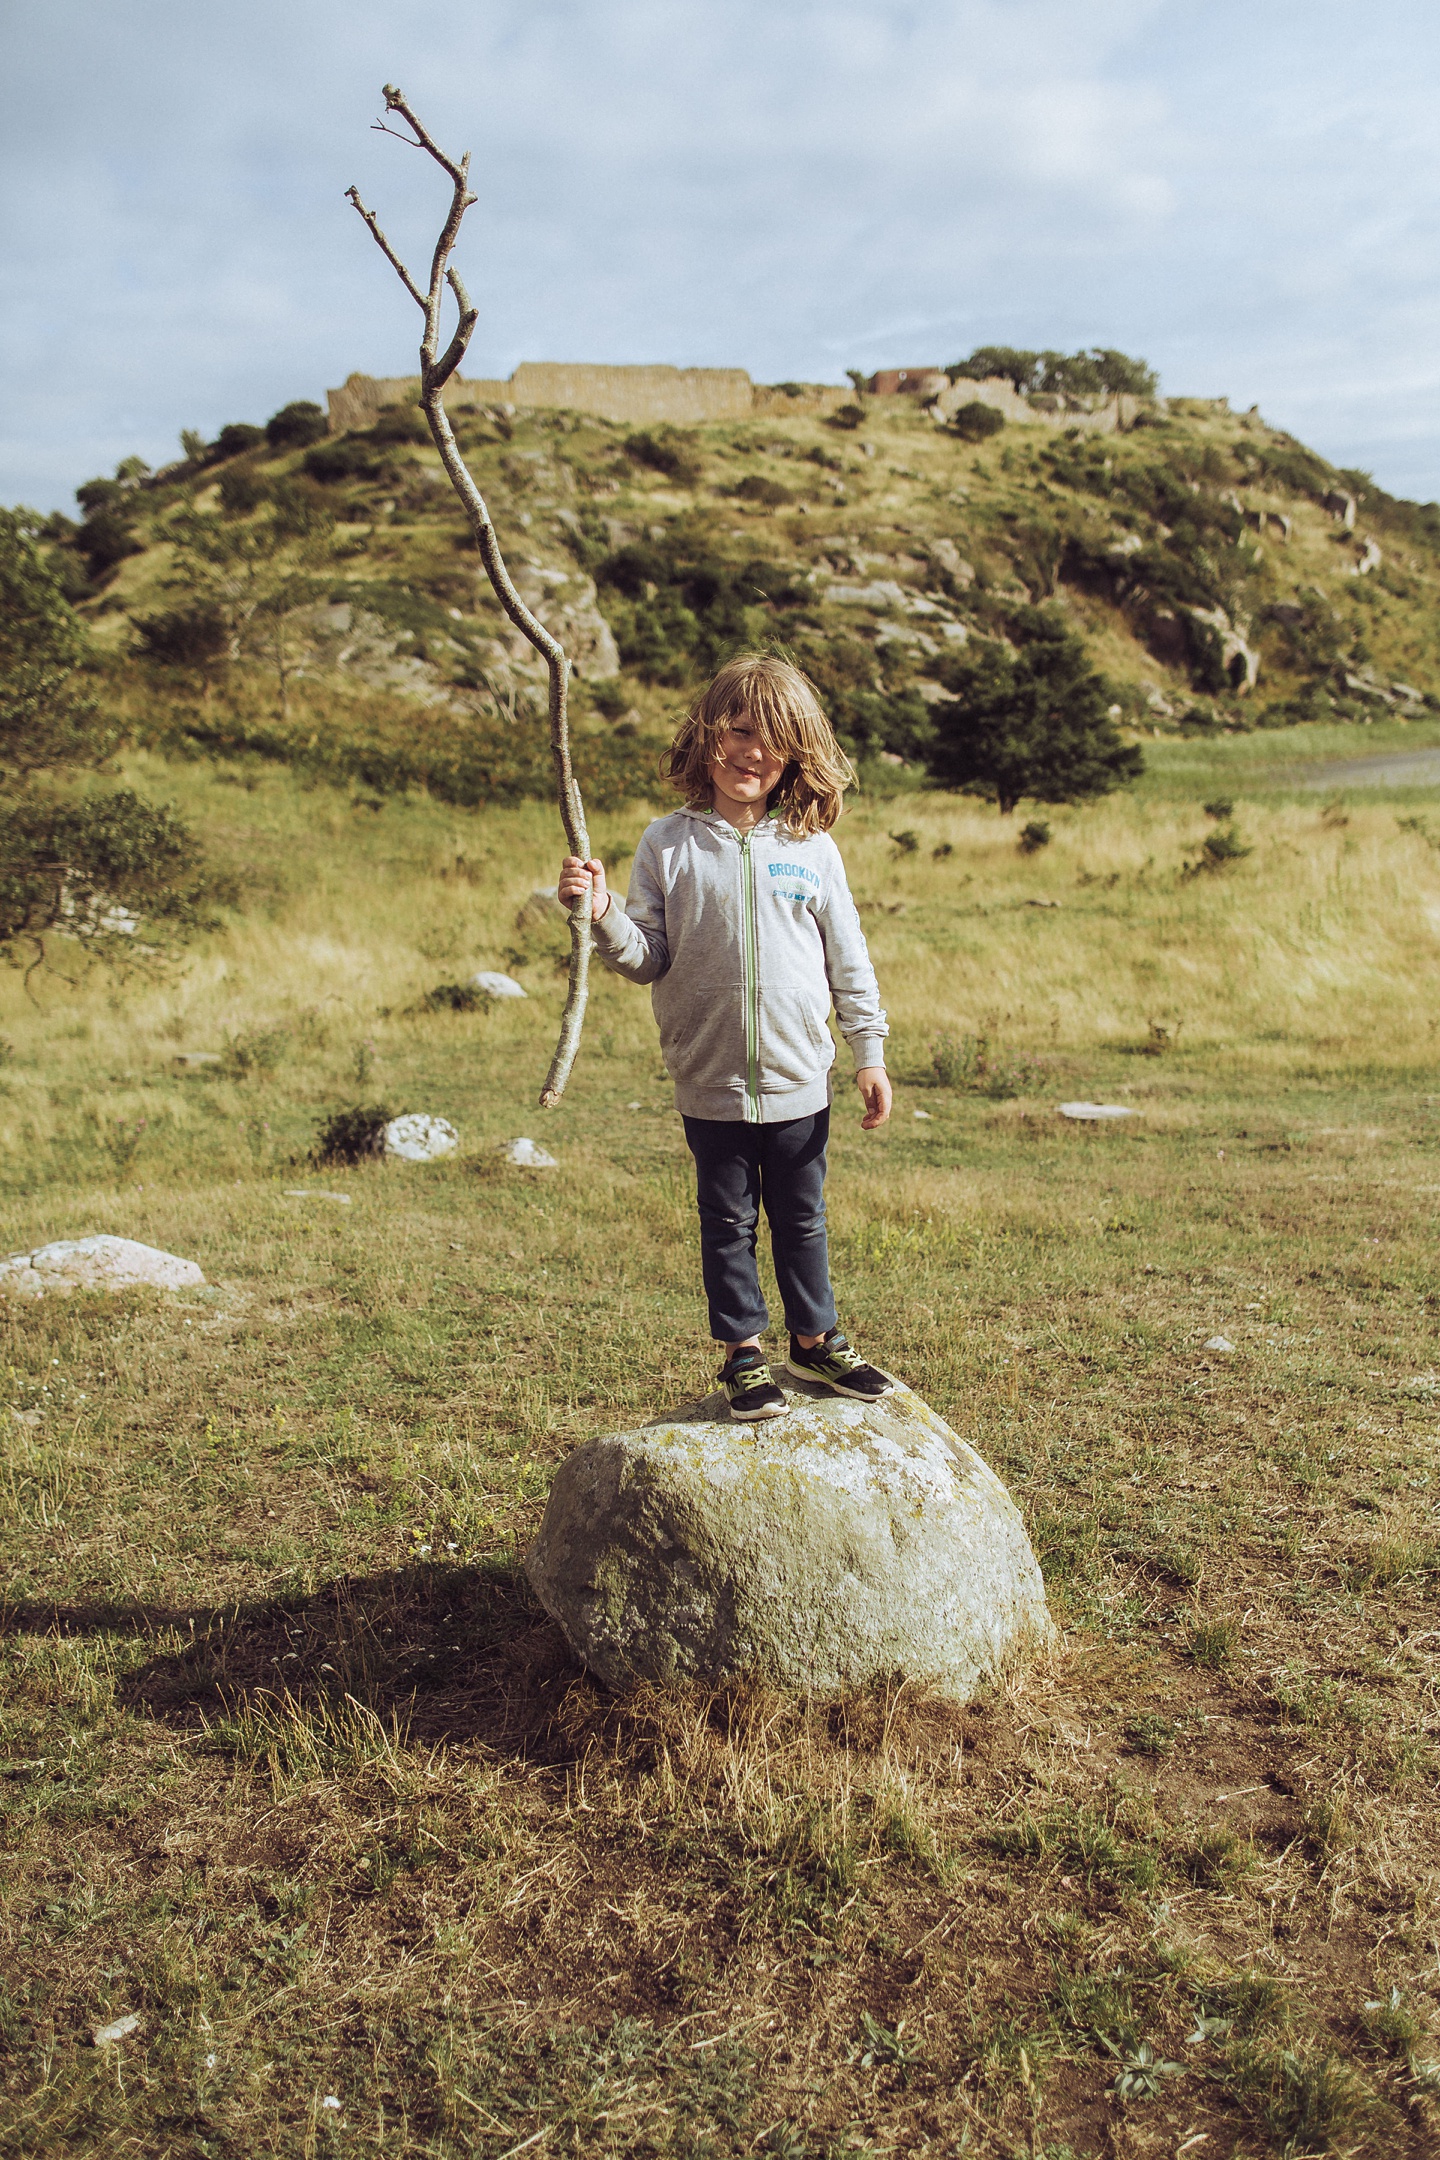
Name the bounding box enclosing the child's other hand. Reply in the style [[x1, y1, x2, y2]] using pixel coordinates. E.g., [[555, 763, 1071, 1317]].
[[558, 856, 609, 921], [856, 1067, 892, 1129]]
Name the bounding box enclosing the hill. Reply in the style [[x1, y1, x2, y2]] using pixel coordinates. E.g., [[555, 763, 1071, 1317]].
[[6, 373, 1440, 2158], [35, 372, 1440, 811]]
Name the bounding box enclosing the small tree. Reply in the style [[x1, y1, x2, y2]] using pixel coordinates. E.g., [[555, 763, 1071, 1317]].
[[147, 482, 336, 716], [0, 512, 218, 982], [1, 509, 109, 775], [923, 608, 1143, 814]]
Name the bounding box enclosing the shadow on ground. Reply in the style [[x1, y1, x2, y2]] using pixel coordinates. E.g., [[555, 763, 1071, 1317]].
[[2, 1560, 587, 1759]]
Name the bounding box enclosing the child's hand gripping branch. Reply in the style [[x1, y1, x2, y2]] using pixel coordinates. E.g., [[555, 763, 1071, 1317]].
[[558, 857, 610, 921], [565, 653, 898, 1424]]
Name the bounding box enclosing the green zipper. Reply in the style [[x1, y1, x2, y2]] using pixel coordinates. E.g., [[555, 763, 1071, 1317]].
[[739, 829, 761, 1120]]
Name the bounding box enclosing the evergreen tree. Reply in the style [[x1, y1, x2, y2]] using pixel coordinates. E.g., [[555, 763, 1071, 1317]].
[[923, 607, 1144, 814]]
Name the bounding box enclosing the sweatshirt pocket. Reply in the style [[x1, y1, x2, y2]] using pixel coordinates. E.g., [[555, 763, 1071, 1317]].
[[758, 985, 835, 1094], [652, 974, 748, 1087]]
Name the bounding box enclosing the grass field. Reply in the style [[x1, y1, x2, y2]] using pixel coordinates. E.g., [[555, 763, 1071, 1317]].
[[3, 728, 1440, 2157]]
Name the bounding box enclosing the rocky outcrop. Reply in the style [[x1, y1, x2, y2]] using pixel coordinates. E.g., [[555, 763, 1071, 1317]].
[[1186, 604, 1261, 693], [0, 1237, 205, 1299], [526, 1380, 1055, 1698], [383, 1114, 458, 1162]]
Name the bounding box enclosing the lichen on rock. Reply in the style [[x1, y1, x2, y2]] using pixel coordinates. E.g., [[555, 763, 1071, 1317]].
[[526, 1379, 1055, 1699]]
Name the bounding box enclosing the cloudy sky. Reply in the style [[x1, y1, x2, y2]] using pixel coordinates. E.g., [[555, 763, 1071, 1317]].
[[4, 0, 1439, 510]]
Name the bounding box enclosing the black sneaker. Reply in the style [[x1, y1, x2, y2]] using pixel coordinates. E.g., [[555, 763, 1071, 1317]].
[[718, 1349, 789, 1422], [785, 1328, 895, 1402]]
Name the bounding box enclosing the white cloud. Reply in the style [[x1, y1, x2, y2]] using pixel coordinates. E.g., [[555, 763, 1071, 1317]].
[[2, 0, 1439, 505]]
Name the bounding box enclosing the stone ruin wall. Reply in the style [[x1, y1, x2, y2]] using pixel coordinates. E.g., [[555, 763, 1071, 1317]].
[[329, 367, 870, 433], [326, 364, 1142, 436], [328, 363, 762, 433]]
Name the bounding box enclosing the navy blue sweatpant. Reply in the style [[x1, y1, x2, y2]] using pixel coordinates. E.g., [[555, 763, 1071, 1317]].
[[682, 1109, 837, 1345]]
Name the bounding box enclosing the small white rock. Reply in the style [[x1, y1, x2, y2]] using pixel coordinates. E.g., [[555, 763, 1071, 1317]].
[[0, 1237, 205, 1300], [913, 1109, 934, 1121], [470, 971, 527, 999], [501, 1137, 558, 1168], [93, 2013, 141, 2047], [321, 2095, 342, 2110], [1059, 1102, 1135, 1121], [383, 1114, 458, 1162], [1203, 1335, 1235, 1354]]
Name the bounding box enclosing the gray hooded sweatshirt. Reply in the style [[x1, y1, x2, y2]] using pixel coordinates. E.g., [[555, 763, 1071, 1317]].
[[592, 805, 887, 1123]]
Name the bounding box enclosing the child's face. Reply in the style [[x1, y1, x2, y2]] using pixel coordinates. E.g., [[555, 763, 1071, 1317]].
[[709, 717, 785, 815]]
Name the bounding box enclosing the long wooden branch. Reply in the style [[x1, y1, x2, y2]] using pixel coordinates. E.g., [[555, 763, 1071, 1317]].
[[348, 86, 591, 1108]]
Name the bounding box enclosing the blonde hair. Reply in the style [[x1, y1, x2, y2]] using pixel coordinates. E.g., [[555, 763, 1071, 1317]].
[[663, 654, 855, 837]]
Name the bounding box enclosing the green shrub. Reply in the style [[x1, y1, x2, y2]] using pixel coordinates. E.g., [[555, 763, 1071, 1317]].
[[74, 506, 141, 577], [370, 404, 430, 445], [207, 422, 265, 462], [1186, 823, 1252, 876], [134, 606, 229, 668], [1018, 819, 1051, 853], [729, 474, 792, 507], [624, 430, 702, 485], [826, 403, 867, 432], [932, 1032, 1044, 1098], [220, 1026, 289, 1078], [218, 469, 269, 517], [265, 401, 327, 450], [0, 510, 102, 776], [303, 437, 385, 485], [950, 401, 1005, 443]]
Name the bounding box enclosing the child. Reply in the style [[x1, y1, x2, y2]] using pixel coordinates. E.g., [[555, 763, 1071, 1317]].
[[558, 653, 895, 1422]]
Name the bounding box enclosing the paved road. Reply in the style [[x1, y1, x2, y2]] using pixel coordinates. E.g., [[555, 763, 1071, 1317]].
[[1278, 746, 1440, 791]]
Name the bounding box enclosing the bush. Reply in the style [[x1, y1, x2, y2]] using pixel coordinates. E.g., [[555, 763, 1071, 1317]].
[[313, 1104, 393, 1165], [419, 981, 490, 1012], [265, 401, 327, 451], [624, 430, 702, 486], [950, 401, 1005, 443], [0, 509, 101, 776], [303, 437, 385, 485], [931, 1032, 1043, 1098], [74, 506, 141, 576], [1018, 819, 1050, 853], [134, 606, 229, 668], [1186, 822, 1252, 875], [729, 475, 792, 507], [218, 469, 269, 517], [370, 404, 430, 445], [826, 404, 866, 432], [207, 423, 265, 463]]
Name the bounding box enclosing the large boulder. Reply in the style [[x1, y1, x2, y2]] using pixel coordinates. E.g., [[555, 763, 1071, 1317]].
[[0, 1236, 205, 1299], [526, 1380, 1053, 1698]]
